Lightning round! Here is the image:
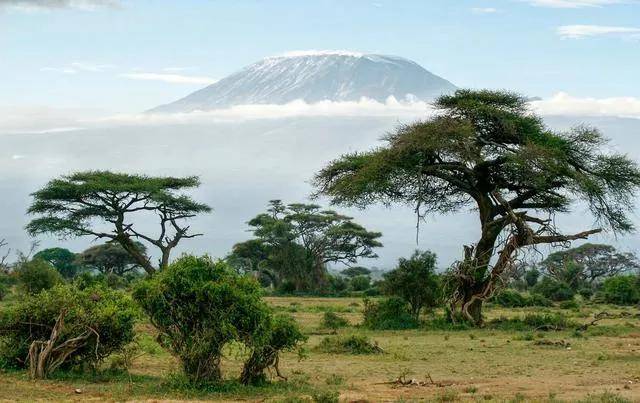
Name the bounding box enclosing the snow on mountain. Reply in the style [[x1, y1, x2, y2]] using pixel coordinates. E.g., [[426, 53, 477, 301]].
[[149, 51, 457, 113]]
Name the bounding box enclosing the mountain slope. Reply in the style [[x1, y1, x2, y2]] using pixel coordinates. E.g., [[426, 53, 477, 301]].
[[150, 51, 456, 113]]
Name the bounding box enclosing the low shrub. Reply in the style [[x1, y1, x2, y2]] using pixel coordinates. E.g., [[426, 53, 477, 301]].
[[599, 275, 640, 306], [532, 277, 575, 301], [321, 311, 349, 330], [489, 313, 572, 331], [559, 300, 580, 310], [317, 335, 383, 355], [15, 259, 63, 295], [362, 297, 419, 330], [492, 289, 528, 307], [0, 284, 137, 376]]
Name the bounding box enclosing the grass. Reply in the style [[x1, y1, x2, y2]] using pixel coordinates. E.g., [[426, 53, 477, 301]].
[[0, 297, 639, 402]]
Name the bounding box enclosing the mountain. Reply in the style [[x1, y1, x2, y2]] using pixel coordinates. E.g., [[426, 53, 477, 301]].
[[149, 51, 457, 113]]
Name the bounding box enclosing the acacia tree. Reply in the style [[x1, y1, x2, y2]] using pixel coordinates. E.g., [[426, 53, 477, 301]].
[[314, 89, 640, 325], [540, 243, 640, 286], [76, 241, 148, 276], [231, 200, 382, 291], [26, 171, 211, 274]]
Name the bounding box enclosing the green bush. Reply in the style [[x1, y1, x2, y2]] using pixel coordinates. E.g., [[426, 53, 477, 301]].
[[532, 277, 575, 301], [240, 314, 306, 385], [491, 290, 552, 307], [492, 289, 528, 307], [349, 275, 370, 291], [321, 311, 349, 330], [528, 293, 553, 307], [559, 299, 580, 310], [600, 275, 640, 305], [134, 255, 304, 385], [15, 259, 63, 295], [0, 284, 137, 374], [362, 297, 419, 330], [489, 313, 572, 331], [317, 335, 383, 354]]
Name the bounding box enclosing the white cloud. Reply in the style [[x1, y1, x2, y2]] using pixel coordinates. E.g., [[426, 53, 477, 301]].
[[557, 24, 640, 39], [531, 92, 640, 118], [40, 61, 115, 74], [40, 67, 77, 74], [0, 0, 121, 11], [526, 0, 627, 8], [6, 94, 640, 135], [471, 7, 500, 13], [119, 73, 218, 85], [69, 62, 115, 72]]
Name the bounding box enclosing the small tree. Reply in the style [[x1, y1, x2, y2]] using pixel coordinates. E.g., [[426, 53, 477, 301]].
[[33, 248, 79, 279], [314, 89, 640, 325], [381, 250, 441, 320], [231, 200, 382, 291], [76, 242, 147, 276], [26, 171, 211, 274], [240, 314, 306, 385], [134, 255, 302, 385]]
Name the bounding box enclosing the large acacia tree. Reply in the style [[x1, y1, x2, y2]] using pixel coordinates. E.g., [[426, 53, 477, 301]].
[[314, 89, 640, 325], [26, 171, 211, 274]]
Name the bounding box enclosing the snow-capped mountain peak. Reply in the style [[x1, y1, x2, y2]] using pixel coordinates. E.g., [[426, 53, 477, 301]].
[[150, 52, 456, 113]]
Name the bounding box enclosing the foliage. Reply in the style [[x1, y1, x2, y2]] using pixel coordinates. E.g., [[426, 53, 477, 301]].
[[76, 241, 147, 276], [317, 335, 383, 355], [134, 255, 303, 385], [362, 297, 419, 330], [489, 313, 572, 331], [314, 89, 640, 325], [524, 268, 540, 288], [15, 258, 63, 295], [321, 311, 349, 330], [541, 243, 640, 286], [0, 284, 137, 373], [240, 314, 306, 385], [349, 275, 370, 291], [532, 277, 575, 301], [599, 275, 640, 305], [381, 250, 441, 319], [491, 289, 552, 308], [33, 247, 79, 279], [230, 200, 382, 292], [341, 266, 371, 278], [26, 171, 211, 274]]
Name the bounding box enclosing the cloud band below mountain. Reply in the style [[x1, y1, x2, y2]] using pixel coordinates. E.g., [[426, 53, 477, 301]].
[[3, 93, 640, 134]]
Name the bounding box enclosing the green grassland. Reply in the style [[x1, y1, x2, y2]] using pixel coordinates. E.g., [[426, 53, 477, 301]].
[[0, 296, 639, 402]]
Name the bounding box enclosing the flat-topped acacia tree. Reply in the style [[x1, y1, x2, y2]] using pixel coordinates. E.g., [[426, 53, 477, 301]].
[[313, 89, 640, 325], [26, 171, 211, 274]]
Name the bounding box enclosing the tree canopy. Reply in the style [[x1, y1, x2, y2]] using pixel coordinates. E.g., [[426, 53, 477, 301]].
[[540, 243, 640, 285], [230, 200, 382, 291], [26, 171, 211, 274], [33, 247, 79, 279], [314, 89, 640, 324], [76, 241, 148, 276]]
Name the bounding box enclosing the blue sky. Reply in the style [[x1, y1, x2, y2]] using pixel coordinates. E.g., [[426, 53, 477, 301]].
[[1, 0, 639, 113]]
